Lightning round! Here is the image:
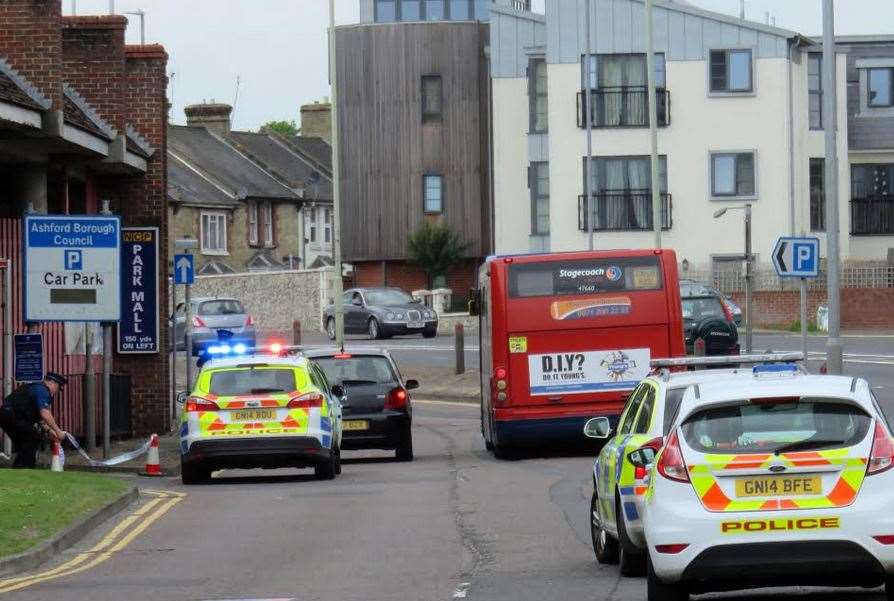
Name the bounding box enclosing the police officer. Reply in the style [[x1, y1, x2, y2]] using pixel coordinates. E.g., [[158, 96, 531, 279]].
[[0, 373, 67, 468]]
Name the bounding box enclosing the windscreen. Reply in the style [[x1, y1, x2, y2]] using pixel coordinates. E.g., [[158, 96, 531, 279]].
[[314, 356, 397, 385], [366, 289, 414, 305], [209, 368, 298, 395], [200, 300, 245, 315], [508, 257, 662, 298], [681, 399, 871, 454], [682, 297, 725, 321]]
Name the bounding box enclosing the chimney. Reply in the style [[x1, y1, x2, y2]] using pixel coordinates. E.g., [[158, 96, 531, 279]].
[[300, 99, 332, 142], [184, 102, 232, 134]]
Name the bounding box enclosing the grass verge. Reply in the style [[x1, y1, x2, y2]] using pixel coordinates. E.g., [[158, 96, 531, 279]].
[[0, 469, 129, 559]]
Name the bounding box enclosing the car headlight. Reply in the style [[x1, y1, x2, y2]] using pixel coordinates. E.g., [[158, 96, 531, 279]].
[[394, 312, 404, 320], [424, 310, 435, 319], [386, 312, 395, 320]]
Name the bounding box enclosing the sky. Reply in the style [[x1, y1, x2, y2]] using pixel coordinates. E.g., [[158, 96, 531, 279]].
[[66, 0, 894, 133]]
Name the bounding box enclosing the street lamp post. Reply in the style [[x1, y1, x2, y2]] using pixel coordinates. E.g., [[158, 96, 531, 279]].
[[714, 204, 753, 353]]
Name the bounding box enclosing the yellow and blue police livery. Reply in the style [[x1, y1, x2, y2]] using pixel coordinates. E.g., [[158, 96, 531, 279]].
[[641, 366, 894, 601], [585, 354, 803, 578], [178, 347, 343, 484]]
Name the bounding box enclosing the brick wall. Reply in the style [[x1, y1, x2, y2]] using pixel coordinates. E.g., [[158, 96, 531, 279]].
[[354, 259, 480, 296], [0, 0, 63, 109], [61, 16, 127, 130], [354, 261, 385, 288], [114, 45, 169, 435], [729, 288, 894, 328]]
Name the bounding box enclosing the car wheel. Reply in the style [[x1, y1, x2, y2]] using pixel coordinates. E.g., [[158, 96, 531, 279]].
[[368, 318, 381, 340], [591, 492, 619, 565], [886, 575, 894, 601], [647, 555, 688, 601], [181, 460, 210, 485], [334, 445, 342, 475], [396, 425, 413, 461], [326, 318, 336, 341], [422, 327, 437, 338], [616, 496, 646, 577], [315, 446, 338, 480]]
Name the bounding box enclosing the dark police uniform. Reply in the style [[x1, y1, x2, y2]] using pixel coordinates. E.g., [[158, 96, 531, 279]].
[[0, 382, 54, 468]]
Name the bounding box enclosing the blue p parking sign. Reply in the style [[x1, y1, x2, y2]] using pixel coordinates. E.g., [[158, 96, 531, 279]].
[[772, 237, 820, 278], [64, 249, 82, 270]]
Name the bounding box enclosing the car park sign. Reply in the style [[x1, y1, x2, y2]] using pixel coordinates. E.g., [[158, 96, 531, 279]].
[[24, 215, 121, 321], [772, 237, 819, 278]]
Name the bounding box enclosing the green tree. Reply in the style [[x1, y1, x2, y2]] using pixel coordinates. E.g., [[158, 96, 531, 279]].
[[407, 221, 469, 289], [260, 120, 298, 137]]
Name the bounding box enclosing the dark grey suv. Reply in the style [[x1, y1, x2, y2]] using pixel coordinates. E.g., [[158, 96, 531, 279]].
[[323, 287, 438, 340]]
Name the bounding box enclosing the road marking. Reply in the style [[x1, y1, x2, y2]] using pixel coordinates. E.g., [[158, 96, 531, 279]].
[[415, 399, 479, 408], [453, 582, 471, 598], [0, 490, 184, 593]]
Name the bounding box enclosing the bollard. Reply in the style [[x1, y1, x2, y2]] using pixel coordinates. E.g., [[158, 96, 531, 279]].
[[694, 337, 706, 357], [293, 320, 302, 346], [140, 434, 163, 477], [455, 323, 465, 375], [50, 442, 63, 472]]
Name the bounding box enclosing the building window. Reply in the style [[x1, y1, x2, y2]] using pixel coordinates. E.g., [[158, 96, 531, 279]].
[[400, 0, 421, 20], [579, 54, 668, 128], [711, 152, 755, 198], [424, 175, 443, 213], [473, 0, 489, 20], [810, 158, 825, 232], [308, 209, 317, 243], [374, 0, 396, 21], [851, 164, 894, 234], [449, 0, 470, 19], [425, 0, 445, 20], [201, 211, 227, 254], [422, 75, 442, 122], [248, 201, 259, 246], [529, 59, 548, 133], [324, 208, 332, 244], [581, 156, 670, 231], [710, 49, 753, 93], [262, 201, 274, 246], [868, 68, 894, 107], [530, 162, 549, 235], [809, 54, 823, 129]]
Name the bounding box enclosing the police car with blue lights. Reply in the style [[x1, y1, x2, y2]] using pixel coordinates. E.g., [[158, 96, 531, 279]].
[[583, 353, 805, 578], [633, 360, 894, 601], [178, 342, 344, 484]]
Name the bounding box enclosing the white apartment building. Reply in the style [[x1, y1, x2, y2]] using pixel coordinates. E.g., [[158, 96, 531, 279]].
[[490, 0, 894, 272]]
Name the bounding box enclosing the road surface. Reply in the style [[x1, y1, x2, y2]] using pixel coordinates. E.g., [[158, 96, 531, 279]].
[[3, 400, 892, 601]]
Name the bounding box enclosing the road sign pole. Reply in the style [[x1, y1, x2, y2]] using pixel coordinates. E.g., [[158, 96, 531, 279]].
[[100, 201, 112, 458], [185, 275, 192, 391], [329, 0, 345, 349], [2, 261, 11, 457], [174, 244, 197, 392], [85, 323, 96, 452], [171, 278, 177, 428], [744, 203, 753, 354], [800, 277, 808, 361]]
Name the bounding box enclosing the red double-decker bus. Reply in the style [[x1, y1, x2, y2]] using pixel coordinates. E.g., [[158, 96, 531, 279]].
[[471, 249, 685, 456]]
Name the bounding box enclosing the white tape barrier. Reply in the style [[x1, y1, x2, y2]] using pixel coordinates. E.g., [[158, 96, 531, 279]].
[[65, 432, 153, 467], [0, 451, 9, 462]]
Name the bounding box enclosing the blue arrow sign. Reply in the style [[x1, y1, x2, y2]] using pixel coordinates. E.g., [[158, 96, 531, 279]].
[[173, 254, 194, 285], [772, 237, 820, 278]]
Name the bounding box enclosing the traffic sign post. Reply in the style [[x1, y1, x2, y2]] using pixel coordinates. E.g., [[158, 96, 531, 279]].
[[174, 243, 197, 392], [773, 236, 821, 364]]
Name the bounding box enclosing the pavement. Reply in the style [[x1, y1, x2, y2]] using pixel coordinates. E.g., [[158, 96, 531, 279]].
[[1, 400, 891, 601]]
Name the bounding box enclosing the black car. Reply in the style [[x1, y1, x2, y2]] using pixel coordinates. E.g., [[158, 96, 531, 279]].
[[680, 281, 739, 356], [305, 347, 417, 461], [322, 287, 438, 340]]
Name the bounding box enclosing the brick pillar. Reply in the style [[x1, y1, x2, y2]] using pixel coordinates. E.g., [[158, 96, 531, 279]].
[[0, 0, 63, 110]]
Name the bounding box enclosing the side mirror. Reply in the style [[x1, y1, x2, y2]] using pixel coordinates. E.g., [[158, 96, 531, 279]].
[[410, 297, 422, 304], [583, 416, 612, 439], [331, 384, 346, 399], [628, 447, 657, 469], [176, 391, 188, 406], [467, 288, 481, 316], [405, 379, 419, 390]]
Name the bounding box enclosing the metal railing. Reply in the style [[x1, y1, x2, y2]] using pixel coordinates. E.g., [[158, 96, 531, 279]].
[[851, 196, 894, 235], [682, 265, 894, 292], [576, 87, 670, 128], [578, 191, 672, 231]]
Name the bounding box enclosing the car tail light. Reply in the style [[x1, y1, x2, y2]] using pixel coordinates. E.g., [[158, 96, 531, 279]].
[[334, 353, 352, 359], [269, 342, 283, 354], [721, 300, 735, 323], [493, 367, 508, 404], [245, 314, 254, 327], [867, 420, 894, 476], [385, 387, 408, 410], [657, 431, 689, 483], [633, 436, 664, 480], [185, 396, 220, 412], [655, 544, 689, 554], [192, 316, 207, 328], [288, 392, 325, 409], [873, 536, 894, 545]]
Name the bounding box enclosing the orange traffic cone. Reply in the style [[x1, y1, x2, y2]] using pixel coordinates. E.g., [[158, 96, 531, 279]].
[[141, 434, 162, 477], [50, 441, 63, 472]]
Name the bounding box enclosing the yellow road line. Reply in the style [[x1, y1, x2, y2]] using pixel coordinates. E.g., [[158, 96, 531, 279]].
[[414, 399, 479, 407], [0, 492, 183, 594]]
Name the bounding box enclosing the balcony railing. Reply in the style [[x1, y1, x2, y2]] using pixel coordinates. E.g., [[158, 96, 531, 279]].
[[577, 87, 670, 129], [851, 196, 894, 235], [578, 191, 672, 231], [810, 189, 825, 232]]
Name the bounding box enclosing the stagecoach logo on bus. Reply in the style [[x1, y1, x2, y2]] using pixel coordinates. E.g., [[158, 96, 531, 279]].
[[527, 348, 650, 395]]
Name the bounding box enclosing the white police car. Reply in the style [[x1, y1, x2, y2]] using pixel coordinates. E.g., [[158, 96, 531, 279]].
[[638, 364, 894, 601]]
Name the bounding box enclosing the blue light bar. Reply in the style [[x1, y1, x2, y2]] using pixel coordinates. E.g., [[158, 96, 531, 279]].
[[753, 363, 800, 374], [233, 343, 247, 355]]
